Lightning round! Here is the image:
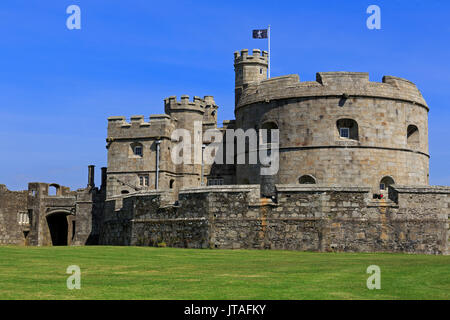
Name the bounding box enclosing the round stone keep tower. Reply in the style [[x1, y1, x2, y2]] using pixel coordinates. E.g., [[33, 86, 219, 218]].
[[234, 49, 429, 193]]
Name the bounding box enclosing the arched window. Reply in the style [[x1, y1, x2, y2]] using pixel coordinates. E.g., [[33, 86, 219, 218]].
[[299, 175, 316, 184], [407, 125, 419, 146], [337, 119, 359, 140], [169, 179, 175, 189], [260, 121, 278, 144], [48, 184, 60, 196], [380, 176, 395, 191], [130, 142, 143, 157]]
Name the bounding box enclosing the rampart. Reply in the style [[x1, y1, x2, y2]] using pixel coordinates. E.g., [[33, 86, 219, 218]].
[[237, 72, 427, 109], [99, 185, 450, 254]]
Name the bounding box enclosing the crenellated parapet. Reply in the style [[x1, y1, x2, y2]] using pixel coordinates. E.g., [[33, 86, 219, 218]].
[[164, 95, 218, 115], [234, 49, 268, 66], [164, 95, 218, 129], [107, 113, 174, 140], [237, 72, 428, 110]]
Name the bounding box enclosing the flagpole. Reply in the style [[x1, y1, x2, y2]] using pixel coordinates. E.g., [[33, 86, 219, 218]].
[[268, 24, 270, 79]]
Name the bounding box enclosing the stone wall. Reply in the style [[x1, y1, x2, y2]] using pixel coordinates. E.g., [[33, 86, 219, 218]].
[[0, 184, 28, 245], [106, 96, 220, 198], [99, 184, 450, 255], [234, 72, 429, 191], [0, 181, 105, 247]]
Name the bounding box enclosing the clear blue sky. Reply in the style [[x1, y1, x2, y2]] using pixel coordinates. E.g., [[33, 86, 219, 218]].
[[0, 0, 449, 190]]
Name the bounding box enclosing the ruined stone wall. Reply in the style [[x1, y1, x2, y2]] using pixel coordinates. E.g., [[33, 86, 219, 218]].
[[99, 185, 449, 255], [0, 182, 104, 247], [0, 185, 28, 245], [73, 186, 106, 245]]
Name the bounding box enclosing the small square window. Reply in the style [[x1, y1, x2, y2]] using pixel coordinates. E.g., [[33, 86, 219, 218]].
[[340, 127, 350, 138], [380, 183, 386, 190], [139, 175, 149, 186], [134, 146, 143, 156]]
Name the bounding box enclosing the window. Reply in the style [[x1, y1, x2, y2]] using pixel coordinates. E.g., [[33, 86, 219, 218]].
[[130, 142, 144, 157], [380, 176, 395, 190], [207, 178, 224, 186], [134, 146, 143, 156], [299, 175, 316, 184], [260, 68, 263, 74], [340, 127, 350, 138], [169, 179, 175, 189], [18, 211, 30, 225], [407, 125, 419, 146], [337, 119, 359, 140], [48, 184, 60, 196], [121, 190, 129, 195], [139, 175, 149, 186]]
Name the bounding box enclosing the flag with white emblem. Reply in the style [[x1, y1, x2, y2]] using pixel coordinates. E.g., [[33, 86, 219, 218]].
[[252, 29, 268, 39]]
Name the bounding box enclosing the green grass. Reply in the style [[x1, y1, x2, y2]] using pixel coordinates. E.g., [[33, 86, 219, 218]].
[[0, 246, 448, 300]]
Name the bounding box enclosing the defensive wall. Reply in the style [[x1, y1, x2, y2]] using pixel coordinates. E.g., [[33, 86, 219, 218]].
[[99, 184, 450, 254]]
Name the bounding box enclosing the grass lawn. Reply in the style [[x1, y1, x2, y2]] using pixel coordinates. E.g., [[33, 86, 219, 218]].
[[0, 246, 448, 300]]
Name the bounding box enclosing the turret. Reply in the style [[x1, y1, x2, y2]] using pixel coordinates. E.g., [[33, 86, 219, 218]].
[[234, 49, 268, 106], [164, 95, 218, 130]]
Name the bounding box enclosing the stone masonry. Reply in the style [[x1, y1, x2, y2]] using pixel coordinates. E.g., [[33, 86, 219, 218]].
[[0, 49, 449, 254], [99, 184, 449, 254]]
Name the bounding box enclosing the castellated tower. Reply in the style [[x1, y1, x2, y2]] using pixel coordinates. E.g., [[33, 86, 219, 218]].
[[234, 67, 430, 193], [105, 95, 218, 198], [164, 95, 219, 188], [234, 49, 268, 106]]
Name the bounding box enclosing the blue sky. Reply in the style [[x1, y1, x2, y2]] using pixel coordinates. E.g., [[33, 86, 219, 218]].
[[0, 0, 449, 190]]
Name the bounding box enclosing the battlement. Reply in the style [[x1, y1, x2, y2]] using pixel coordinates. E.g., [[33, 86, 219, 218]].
[[107, 113, 174, 140], [107, 114, 172, 127], [234, 49, 268, 65], [316, 72, 369, 85], [237, 71, 428, 109], [382, 75, 419, 90], [164, 95, 217, 114]]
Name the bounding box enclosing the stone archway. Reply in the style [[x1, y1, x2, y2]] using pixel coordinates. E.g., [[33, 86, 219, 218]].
[[46, 212, 69, 246]]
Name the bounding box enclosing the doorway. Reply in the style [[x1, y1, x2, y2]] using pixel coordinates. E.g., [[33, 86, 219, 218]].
[[46, 213, 68, 246]]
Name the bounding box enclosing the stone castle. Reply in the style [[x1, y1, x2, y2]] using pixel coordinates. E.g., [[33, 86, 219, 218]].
[[1, 49, 449, 254]]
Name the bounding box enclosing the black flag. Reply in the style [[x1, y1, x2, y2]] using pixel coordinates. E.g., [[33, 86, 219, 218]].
[[252, 29, 268, 39]]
